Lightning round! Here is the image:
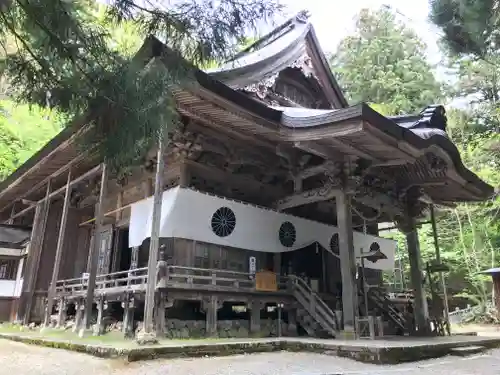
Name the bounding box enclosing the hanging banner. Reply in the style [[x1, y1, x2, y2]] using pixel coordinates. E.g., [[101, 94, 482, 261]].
[[129, 187, 397, 270]]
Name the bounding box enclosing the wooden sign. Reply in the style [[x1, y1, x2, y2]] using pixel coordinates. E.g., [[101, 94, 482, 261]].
[[255, 270, 278, 292]]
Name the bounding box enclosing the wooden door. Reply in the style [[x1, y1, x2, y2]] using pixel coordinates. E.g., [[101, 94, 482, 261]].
[[96, 224, 114, 275]]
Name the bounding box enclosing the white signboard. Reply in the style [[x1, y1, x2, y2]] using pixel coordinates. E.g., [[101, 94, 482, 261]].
[[249, 256, 256, 275]]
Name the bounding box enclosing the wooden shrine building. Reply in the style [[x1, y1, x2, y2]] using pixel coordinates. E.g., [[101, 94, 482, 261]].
[[0, 12, 493, 339]]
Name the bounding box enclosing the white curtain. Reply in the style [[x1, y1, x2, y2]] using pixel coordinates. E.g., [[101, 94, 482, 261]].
[[129, 187, 396, 270]]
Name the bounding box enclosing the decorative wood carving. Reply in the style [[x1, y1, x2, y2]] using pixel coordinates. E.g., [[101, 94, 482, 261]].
[[241, 50, 322, 108], [169, 128, 203, 162]]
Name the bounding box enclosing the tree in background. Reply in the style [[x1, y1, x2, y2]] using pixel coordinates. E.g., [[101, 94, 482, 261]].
[[329, 7, 443, 115], [429, 0, 500, 309], [0, 100, 66, 180], [0, 0, 281, 175], [331, 5, 500, 309]]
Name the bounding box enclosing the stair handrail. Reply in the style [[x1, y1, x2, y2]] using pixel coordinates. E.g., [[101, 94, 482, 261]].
[[367, 287, 406, 329], [289, 275, 340, 332]]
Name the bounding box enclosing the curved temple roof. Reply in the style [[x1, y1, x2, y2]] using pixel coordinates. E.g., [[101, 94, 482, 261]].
[[0, 12, 493, 215], [207, 12, 312, 88], [273, 103, 493, 200], [208, 10, 347, 108]]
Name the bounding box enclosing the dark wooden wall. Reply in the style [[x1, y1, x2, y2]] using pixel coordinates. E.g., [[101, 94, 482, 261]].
[[0, 298, 13, 322], [35, 200, 62, 291]]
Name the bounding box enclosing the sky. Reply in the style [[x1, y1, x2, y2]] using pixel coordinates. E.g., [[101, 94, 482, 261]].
[[275, 0, 443, 65]]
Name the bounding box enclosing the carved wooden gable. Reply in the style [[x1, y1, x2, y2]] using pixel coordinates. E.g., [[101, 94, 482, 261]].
[[243, 63, 331, 110]]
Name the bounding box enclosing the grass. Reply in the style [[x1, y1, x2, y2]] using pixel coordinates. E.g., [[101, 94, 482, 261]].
[[0, 323, 128, 345], [0, 323, 268, 348]]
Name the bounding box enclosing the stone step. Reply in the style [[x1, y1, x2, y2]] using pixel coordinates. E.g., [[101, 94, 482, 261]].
[[450, 345, 487, 356]]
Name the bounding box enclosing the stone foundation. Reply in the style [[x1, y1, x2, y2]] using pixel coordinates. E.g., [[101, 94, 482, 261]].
[[140, 319, 292, 338]]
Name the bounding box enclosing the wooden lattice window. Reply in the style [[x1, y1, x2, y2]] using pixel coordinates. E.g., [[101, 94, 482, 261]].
[[194, 243, 210, 269], [0, 259, 17, 280]]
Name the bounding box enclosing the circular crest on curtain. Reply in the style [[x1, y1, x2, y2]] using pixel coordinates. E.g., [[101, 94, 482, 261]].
[[211, 207, 236, 237], [279, 221, 296, 247]]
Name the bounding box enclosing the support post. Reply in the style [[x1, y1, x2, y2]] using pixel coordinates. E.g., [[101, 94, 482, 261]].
[[23, 181, 52, 324], [287, 307, 297, 336], [130, 247, 139, 270], [139, 129, 166, 344], [94, 298, 106, 335], [80, 163, 108, 337], [43, 169, 72, 328], [273, 253, 281, 274], [122, 295, 135, 338], [430, 205, 450, 334], [154, 292, 167, 337], [249, 300, 262, 335], [73, 299, 84, 333], [336, 190, 357, 337], [405, 219, 429, 334], [56, 298, 67, 329], [205, 296, 218, 337]]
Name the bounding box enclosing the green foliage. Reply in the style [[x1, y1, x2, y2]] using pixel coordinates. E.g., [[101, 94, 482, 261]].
[[0, 99, 65, 180], [429, 0, 500, 58], [0, 0, 281, 175], [329, 7, 443, 115], [333, 6, 500, 307]]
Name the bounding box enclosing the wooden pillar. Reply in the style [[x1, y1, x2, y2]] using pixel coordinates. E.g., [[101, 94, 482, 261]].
[[56, 298, 67, 328], [73, 299, 84, 333], [7, 202, 16, 224], [44, 170, 72, 328], [273, 253, 281, 274], [430, 205, 450, 332], [94, 298, 106, 335], [130, 247, 139, 269], [287, 307, 297, 336], [122, 295, 135, 338], [249, 300, 262, 335], [405, 219, 429, 333], [493, 275, 500, 313], [179, 163, 191, 187], [204, 296, 218, 337], [154, 292, 167, 337], [80, 164, 108, 336], [22, 181, 52, 324], [140, 130, 166, 343], [336, 190, 357, 335]]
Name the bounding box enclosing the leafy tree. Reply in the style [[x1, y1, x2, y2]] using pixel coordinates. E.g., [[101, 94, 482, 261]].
[[0, 0, 281, 175], [429, 0, 499, 59], [332, 6, 500, 308], [329, 7, 443, 115], [0, 99, 65, 180]]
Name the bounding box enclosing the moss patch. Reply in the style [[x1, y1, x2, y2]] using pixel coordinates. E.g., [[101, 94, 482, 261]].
[[2, 327, 500, 365]]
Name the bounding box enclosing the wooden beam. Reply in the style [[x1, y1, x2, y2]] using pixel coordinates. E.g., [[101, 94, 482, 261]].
[[336, 191, 358, 332], [143, 128, 166, 339], [0, 145, 93, 215], [17, 202, 42, 323], [23, 180, 52, 324], [276, 183, 406, 217], [295, 141, 339, 160], [186, 160, 284, 199], [178, 103, 277, 150], [276, 185, 340, 211], [295, 161, 337, 180], [81, 163, 108, 335], [7, 164, 102, 222], [44, 169, 72, 328]]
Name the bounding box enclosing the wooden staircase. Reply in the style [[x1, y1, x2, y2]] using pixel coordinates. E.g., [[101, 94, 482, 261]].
[[367, 287, 408, 333], [289, 276, 340, 338]]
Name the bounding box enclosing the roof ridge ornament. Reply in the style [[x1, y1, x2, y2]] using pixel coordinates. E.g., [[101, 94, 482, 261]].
[[295, 10, 311, 23]]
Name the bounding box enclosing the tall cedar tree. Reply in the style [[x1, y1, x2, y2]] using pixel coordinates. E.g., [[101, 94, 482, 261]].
[[0, 0, 281, 175], [330, 7, 442, 115]]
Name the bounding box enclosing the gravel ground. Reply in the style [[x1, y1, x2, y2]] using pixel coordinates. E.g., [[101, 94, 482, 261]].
[[1, 339, 500, 375]]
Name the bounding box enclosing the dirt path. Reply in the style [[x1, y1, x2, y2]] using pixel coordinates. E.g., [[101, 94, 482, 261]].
[[2, 339, 500, 375]]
